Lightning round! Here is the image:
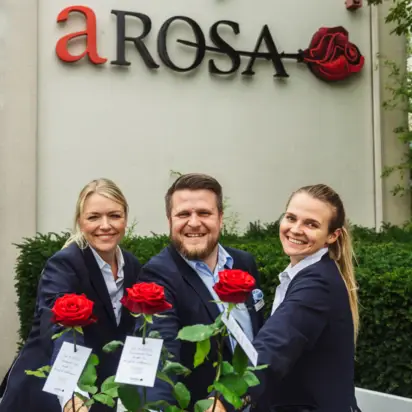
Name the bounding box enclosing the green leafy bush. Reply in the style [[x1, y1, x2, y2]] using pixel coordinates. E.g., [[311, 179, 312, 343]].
[[13, 222, 412, 398]]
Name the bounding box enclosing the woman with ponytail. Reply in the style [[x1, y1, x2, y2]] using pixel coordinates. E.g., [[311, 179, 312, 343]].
[[0, 178, 141, 412], [212, 184, 361, 412]]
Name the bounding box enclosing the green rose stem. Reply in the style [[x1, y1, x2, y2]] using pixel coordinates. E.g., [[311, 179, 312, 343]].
[[212, 303, 234, 412], [142, 315, 149, 411], [72, 328, 77, 412]]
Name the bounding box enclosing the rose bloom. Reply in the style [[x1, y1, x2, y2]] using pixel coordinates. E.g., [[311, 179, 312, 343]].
[[52, 294, 97, 327], [213, 269, 256, 304], [121, 283, 172, 315]]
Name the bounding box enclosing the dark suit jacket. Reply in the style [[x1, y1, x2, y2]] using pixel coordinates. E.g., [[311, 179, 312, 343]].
[[0, 243, 141, 412], [137, 245, 265, 409], [251, 253, 359, 412]]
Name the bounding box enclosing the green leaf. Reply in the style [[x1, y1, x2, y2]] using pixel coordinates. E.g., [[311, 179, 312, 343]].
[[88, 354, 99, 366], [173, 382, 191, 409], [146, 400, 171, 411], [101, 376, 119, 397], [78, 358, 97, 387], [232, 344, 248, 375], [148, 330, 162, 339], [74, 326, 84, 335], [93, 393, 115, 407], [24, 370, 47, 378], [213, 381, 243, 409], [118, 385, 141, 411], [194, 399, 214, 412], [221, 361, 234, 375], [165, 406, 182, 412], [247, 364, 268, 371], [177, 324, 217, 342], [243, 370, 260, 387], [102, 340, 124, 353], [157, 371, 175, 387], [77, 383, 98, 394], [219, 373, 248, 396], [38, 365, 51, 373], [162, 361, 191, 377], [194, 339, 211, 368], [51, 327, 71, 340]]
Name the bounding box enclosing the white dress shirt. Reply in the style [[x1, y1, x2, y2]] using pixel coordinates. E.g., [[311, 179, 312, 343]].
[[271, 248, 328, 315]]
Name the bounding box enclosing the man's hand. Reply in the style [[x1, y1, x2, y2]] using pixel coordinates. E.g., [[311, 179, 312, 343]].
[[206, 398, 226, 412], [63, 396, 89, 412]]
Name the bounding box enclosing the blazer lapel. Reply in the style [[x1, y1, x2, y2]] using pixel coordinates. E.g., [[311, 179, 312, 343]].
[[168, 246, 233, 353], [82, 247, 117, 326], [230, 254, 260, 338], [119, 251, 137, 334], [168, 246, 221, 322]]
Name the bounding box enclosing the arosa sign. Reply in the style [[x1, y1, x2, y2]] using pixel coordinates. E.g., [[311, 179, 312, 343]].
[[56, 5, 365, 82]]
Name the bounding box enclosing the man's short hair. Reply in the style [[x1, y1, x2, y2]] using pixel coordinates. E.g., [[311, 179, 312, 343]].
[[165, 173, 223, 218]]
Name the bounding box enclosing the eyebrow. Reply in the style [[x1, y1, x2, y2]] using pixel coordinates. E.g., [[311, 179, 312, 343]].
[[85, 210, 123, 215], [286, 212, 321, 226]]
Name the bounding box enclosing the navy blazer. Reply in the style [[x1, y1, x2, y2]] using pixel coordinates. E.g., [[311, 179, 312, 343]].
[[137, 245, 265, 409], [250, 254, 359, 412], [0, 243, 141, 412]]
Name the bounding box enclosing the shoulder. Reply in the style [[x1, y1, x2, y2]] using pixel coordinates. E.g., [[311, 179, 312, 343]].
[[140, 247, 181, 279], [289, 255, 343, 294], [48, 242, 83, 266]]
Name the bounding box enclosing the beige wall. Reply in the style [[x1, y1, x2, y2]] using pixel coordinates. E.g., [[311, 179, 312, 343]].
[[0, 0, 38, 376], [0, 0, 410, 379]]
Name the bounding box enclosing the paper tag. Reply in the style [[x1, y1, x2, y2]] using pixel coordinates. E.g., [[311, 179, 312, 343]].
[[115, 336, 163, 387], [254, 299, 264, 312], [43, 342, 92, 396], [222, 313, 258, 366], [117, 399, 126, 412]]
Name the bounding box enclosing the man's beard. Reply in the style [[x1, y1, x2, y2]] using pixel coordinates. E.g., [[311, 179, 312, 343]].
[[171, 232, 219, 261]]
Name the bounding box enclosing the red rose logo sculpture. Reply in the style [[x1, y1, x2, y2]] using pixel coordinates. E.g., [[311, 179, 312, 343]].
[[302, 26, 364, 82], [52, 293, 97, 327], [121, 282, 172, 315], [213, 269, 256, 304]]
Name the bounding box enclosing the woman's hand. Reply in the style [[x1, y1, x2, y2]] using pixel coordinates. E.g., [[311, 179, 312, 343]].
[[63, 396, 89, 412], [206, 398, 226, 412]]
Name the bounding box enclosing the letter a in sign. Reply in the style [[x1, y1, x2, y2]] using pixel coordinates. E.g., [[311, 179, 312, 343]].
[[56, 5, 107, 64]]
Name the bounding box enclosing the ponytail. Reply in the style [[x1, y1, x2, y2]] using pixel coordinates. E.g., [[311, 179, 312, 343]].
[[329, 223, 359, 342]]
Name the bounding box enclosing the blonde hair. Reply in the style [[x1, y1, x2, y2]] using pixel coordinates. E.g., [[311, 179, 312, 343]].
[[288, 184, 359, 342], [63, 178, 129, 249]]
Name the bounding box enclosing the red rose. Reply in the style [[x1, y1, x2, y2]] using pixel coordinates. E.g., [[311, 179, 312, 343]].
[[52, 294, 97, 327], [302, 27, 364, 82], [213, 269, 256, 304], [121, 282, 172, 315]]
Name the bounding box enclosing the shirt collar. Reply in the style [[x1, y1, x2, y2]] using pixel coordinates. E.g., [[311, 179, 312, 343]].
[[90, 246, 125, 274], [281, 247, 328, 281], [181, 244, 233, 272]]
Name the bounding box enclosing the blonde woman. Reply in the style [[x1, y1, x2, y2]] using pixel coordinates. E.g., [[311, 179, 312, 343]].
[[0, 179, 141, 412], [212, 184, 361, 412]]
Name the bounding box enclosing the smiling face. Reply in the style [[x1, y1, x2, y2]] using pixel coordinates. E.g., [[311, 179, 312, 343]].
[[78, 193, 127, 261], [280, 192, 340, 266], [169, 189, 223, 267]]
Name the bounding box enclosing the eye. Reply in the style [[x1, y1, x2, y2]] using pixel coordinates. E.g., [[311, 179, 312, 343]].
[[111, 214, 122, 219], [87, 216, 98, 221], [199, 211, 211, 217], [285, 215, 295, 222], [177, 212, 190, 218], [307, 222, 319, 228]]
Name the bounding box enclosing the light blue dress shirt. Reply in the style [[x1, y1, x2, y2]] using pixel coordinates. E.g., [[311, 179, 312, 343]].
[[182, 244, 254, 350]]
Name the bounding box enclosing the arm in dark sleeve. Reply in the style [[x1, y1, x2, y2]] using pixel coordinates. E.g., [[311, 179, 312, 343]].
[[249, 268, 330, 400], [36, 252, 84, 363], [136, 265, 182, 406]]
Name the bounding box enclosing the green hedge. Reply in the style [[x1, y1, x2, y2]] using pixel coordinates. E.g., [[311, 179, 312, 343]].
[[13, 223, 412, 398]]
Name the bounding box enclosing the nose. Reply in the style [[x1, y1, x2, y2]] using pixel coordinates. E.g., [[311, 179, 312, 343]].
[[290, 221, 303, 234], [187, 213, 201, 228], [100, 216, 111, 230]]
